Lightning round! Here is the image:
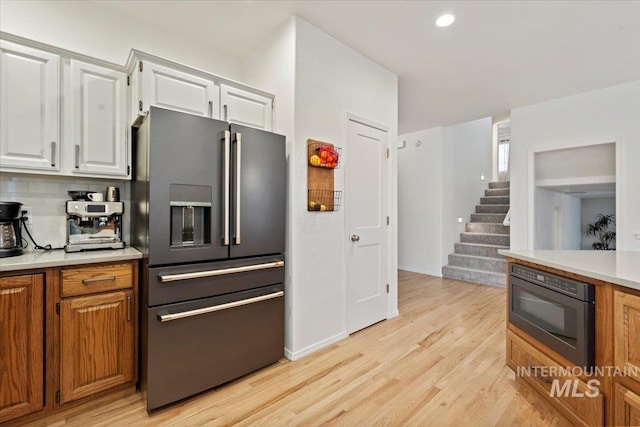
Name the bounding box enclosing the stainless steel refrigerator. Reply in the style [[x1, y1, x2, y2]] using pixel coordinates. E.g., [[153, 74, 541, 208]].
[[132, 106, 286, 411]]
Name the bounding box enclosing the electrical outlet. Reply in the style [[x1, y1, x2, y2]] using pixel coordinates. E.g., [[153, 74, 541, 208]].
[[21, 206, 33, 225]]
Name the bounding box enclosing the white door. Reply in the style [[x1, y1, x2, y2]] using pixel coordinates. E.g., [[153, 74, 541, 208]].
[[68, 60, 128, 177], [140, 61, 216, 118], [220, 84, 273, 131], [347, 117, 388, 334], [0, 40, 59, 172]]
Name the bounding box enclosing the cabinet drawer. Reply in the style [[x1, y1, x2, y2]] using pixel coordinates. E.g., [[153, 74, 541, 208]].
[[61, 262, 133, 297], [507, 331, 604, 426]]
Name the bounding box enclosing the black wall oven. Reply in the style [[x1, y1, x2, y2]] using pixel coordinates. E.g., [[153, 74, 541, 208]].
[[508, 264, 595, 368]]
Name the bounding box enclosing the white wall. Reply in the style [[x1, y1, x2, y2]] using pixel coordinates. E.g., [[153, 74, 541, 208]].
[[441, 117, 493, 266], [534, 188, 581, 250], [0, 0, 240, 78], [289, 18, 398, 359], [397, 127, 443, 276], [581, 197, 616, 250], [511, 80, 640, 251]]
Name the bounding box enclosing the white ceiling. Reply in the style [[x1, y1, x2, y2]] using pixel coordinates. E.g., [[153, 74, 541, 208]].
[[93, 0, 640, 133]]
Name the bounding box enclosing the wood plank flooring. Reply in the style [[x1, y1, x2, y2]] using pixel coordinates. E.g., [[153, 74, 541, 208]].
[[19, 271, 570, 426]]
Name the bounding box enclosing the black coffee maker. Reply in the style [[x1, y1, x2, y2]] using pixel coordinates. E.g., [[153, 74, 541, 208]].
[[0, 202, 24, 258]]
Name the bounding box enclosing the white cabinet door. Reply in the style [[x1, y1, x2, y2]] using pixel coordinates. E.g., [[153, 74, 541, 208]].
[[220, 84, 273, 131], [68, 60, 128, 177], [140, 61, 216, 118], [0, 41, 60, 171]]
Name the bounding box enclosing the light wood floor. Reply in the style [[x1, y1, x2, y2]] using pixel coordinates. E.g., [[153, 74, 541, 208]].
[[22, 271, 570, 426]]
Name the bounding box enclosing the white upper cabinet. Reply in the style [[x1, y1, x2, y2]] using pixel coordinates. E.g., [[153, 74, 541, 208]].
[[138, 61, 216, 119], [220, 84, 273, 131], [0, 40, 60, 172], [66, 60, 128, 177]]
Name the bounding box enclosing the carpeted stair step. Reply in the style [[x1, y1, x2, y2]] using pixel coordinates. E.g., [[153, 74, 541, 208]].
[[454, 242, 508, 258], [465, 223, 510, 234], [448, 253, 507, 272], [489, 181, 510, 189], [480, 196, 510, 205], [441, 265, 506, 287], [475, 204, 510, 214], [485, 188, 510, 197], [471, 213, 507, 223], [460, 232, 510, 246]]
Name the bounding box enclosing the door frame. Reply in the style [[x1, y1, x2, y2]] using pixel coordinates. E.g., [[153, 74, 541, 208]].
[[343, 112, 392, 333]]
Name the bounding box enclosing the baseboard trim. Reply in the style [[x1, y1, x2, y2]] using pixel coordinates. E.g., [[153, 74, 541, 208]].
[[388, 309, 399, 319], [284, 331, 348, 361], [398, 266, 443, 277]]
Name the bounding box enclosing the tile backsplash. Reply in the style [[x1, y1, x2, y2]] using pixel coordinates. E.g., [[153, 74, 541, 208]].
[[0, 173, 131, 250]]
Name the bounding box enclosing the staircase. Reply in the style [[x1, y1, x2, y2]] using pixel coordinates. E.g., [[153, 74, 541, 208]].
[[442, 181, 510, 287]]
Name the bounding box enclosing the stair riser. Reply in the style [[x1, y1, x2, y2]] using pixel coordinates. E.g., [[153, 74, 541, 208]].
[[485, 188, 510, 197], [476, 205, 510, 214], [489, 181, 510, 189], [466, 223, 510, 234], [454, 243, 506, 258], [471, 213, 506, 223], [448, 255, 506, 272], [461, 233, 510, 246], [480, 196, 510, 205], [442, 266, 506, 287]]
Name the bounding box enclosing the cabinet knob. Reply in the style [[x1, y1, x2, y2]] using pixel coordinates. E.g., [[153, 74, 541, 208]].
[[351, 234, 360, 242]]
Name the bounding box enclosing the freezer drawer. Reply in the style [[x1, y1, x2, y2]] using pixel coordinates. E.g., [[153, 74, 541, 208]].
[[145, 255, 284, 306], [143, 284, 284, 411]]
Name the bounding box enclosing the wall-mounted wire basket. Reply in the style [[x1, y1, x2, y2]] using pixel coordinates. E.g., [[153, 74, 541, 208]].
[[308, 189, 342, 212], [307, 142, 342, 169]]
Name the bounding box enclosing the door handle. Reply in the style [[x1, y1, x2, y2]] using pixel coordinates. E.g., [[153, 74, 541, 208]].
[[74, 144, 80, 168], [158, 260, 284, 283], [351, 234, 360, 242], [50, 141, 56, 167], [157, 291, 284, 322], [234, 132, 242, 245], [222, 131, 230, 246]]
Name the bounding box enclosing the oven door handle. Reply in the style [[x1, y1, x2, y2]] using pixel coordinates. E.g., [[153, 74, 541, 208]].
[[158, 261, 284, 283], [157, 290, 284, 322]]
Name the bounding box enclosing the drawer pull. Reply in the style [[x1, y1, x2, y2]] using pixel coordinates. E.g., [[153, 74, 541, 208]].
[[158, 261, 284, 283], [126, 295, 131, 322], [82, 276, 116, 285], [157, 290, 283, 322]]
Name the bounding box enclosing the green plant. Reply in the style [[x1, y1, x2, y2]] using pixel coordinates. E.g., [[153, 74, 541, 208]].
[[585, 214, 616, 250]]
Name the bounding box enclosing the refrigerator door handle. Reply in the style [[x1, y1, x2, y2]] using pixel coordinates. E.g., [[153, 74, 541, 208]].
[[157, 291, 284, 322], [222, 130, 231, 246], [158, 260, 284, 282], [234, 132, 242, 245]]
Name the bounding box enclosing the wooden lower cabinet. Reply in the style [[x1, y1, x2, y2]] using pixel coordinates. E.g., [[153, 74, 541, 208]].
[[507, 330, 604, 426], [59, 290, 135, 403], [614, 290, 640, 383], [0, 274, 44, 423], [0, 259, 138, 424], [614, 383, 640, 426]]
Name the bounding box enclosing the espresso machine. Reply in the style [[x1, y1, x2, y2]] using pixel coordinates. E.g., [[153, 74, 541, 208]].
[[0, 201, 24, 258], [65, 200, 125, 252]]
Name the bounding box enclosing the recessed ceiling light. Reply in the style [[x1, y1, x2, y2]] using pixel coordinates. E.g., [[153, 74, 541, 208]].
[[436, 14, 455, 27]]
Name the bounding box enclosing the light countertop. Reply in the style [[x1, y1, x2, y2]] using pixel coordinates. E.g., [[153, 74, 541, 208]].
[[498, 250, 640, 291], [0, 247, 142, 272]]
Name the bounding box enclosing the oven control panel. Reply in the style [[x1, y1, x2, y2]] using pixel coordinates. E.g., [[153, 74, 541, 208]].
[[510, 264, 594, 302]]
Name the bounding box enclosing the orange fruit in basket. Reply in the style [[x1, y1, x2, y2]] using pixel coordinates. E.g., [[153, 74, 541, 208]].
[[320, 151, 328, 160]]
